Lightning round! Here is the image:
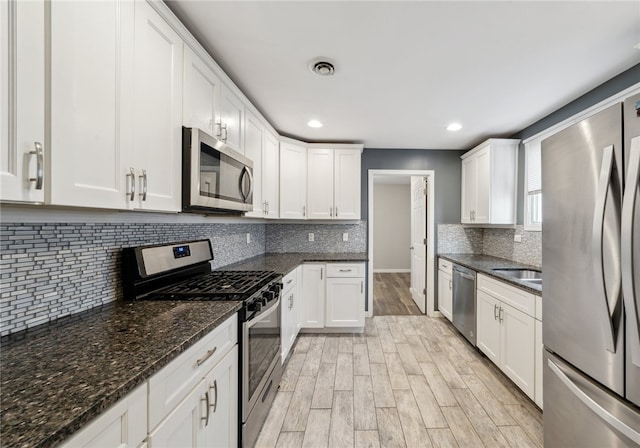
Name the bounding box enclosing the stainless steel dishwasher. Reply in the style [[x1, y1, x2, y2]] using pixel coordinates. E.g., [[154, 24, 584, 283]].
[[452, 263, 476, 346]]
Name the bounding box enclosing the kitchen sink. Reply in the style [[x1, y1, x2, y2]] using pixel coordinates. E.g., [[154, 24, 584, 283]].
[[492, 268, 542, 281]]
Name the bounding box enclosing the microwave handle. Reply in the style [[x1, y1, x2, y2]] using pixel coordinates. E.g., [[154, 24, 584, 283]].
[[240, 166, 253, 202]]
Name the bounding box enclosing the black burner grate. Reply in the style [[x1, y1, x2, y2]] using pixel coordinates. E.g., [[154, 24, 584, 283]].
[[153, 270, 279, 299]]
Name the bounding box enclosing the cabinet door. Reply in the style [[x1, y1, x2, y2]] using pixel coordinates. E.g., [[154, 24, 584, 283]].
[[301, 264, 325, 328], [1, 0, 45, 203], [460, 156, 475, 223], [333, 149, 361, 220], [437, 270, 453, 322], [183, 45, 221, 137], [279, 142, 307, 219], [62, 383, 147, 448], [133, 0, 183, 212], [501, 301, 535, 399], [244, 111, 264, 217], [219, 84, 244, 153], [535, 319, 543, 409], [202, 346, 238, 448], [476, 290, 501, 365], [263, 131, 280, 218], [474, 145, 491, 223], [50, 0, 134, 209], [325, 277, 365, 328], [281, 284, 294, 363], [307, 148, 334, 219]]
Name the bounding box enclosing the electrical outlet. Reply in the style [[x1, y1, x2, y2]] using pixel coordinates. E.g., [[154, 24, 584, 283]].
[[343, 233, 349, 242], [308, 233, 314, 242], [514, 234, 522, 243], [246, 233, 251, 244]]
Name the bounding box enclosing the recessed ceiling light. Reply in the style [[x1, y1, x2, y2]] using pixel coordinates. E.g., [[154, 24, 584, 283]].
[[307, 120, 323, 128], [447, 122, 462, 131], [309, 57, 336, 76]]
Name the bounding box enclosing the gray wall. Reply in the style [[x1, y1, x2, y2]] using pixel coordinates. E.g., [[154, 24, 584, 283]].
[[512, 63, 640, 223], [373, 183, 411, 271]]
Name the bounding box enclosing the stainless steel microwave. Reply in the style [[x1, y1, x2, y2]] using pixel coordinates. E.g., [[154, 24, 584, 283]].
[[182, 127, 253, 214]]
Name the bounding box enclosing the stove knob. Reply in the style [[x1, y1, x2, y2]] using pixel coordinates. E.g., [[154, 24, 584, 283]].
[[248, 301, 262, 312], [260, 294, 269, 306]]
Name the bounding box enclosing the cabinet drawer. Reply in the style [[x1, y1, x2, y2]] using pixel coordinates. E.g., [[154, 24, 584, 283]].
[[438, 259, 453, 275], [326, 263, 365, 278], [282, 268, 297, 292], [148, 314, 237, 431], [477, 274, 535, 318]]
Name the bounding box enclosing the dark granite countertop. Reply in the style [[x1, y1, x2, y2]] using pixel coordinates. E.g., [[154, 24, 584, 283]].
[[0, 300, 241, 448], [438, 253, 542, 295], [219, 252, 369, 276]]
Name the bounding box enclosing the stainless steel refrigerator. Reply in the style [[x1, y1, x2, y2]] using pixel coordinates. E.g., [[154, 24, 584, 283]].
[[542, 92, 640, 447]]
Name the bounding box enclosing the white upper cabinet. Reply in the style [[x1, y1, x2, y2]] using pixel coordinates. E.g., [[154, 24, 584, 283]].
[[280, 141, 307, 219], [1, 0, 45, 204], [307, 148, 334, 219], [132, 1, 183, 212], [49, 0, 134, 209], [263, 130, 280, 219], [244, 110, 264, 218], [183, 45, 221, 137], [460, 139, 519, 225], [306, 145, 362, 220], [219, 84, 245, 154]]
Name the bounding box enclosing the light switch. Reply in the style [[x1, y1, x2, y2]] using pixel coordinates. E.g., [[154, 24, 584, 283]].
[[308, 233, 314, 242], [246, 233, 251, 244], [343, 233, 349, 242], [514, 234, 522, 243]]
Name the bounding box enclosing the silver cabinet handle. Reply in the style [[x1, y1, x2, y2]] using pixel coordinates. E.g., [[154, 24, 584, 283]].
[[286, 279, 293, 285], [302, 205, 306, 217], [448, 279, 452, 290], [266, 200, 269, 214], [499, 307, 504, 323], [201, 390, 211, 426], [335, 206, 338, 217], [494, 304, 499, 320], [263, 201, 267, 214], [210, 379, 218, 413], [215, 121, 222, 138], [548, 358, 640, 445], [330, 206, 333, 217], [139, 169, 147, 201], [240, 167, 253, 202], [126, 167, 135, 201], [320, 267, 323, 280], [28, 142, 44, 190], [196, 346, 217, 366], [622, 136, 640, 366], [361, 281, 363, 293], [410, 246, 414, 250], [591, 145, 621, 353], [339, 269, 352, 272], [222, 123, 228, 142]]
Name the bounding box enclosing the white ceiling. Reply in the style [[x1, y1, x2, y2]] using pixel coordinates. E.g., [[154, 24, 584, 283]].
[[167, 1, 640, 150]]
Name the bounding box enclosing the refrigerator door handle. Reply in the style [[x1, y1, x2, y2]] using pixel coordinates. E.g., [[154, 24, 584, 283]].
[[548, 358, 640, 445], [622, 135, 640, 366], [592, 144, 621, 353]]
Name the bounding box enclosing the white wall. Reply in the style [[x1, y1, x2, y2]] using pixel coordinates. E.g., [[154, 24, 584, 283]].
[[373, 183, 411, 271]]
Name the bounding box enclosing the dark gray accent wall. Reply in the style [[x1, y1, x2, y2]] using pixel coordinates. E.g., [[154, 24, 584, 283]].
[[512, 63, 640, 223], [361, 148, 466, 225]]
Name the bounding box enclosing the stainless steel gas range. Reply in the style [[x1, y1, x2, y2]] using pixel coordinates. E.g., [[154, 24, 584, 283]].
[[122, 239, 283, 448]]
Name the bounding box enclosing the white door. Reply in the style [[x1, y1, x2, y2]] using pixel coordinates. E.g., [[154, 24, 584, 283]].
[[50, 0, 134, 209], [326, 277, 365, 327], [500, 301, 535, 399], [202, 347, 238, 448], [262, 131, 280, 218], [219, 84, 244, 153], [183, 45, 221, 137], [334, 149, 361, 219], [307, 148, 334, 219], [1, 0, 45, 203], [476, 290, 501, 365], [410, 176, 427, 313], [243, 111, 264, 217], [133, 0, 183, 212], [437, 270, 453, 322], [279, 142, 307, 219]]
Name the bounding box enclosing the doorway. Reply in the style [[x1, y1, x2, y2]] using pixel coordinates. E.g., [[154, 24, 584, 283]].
[[368, 169, 435, 317]]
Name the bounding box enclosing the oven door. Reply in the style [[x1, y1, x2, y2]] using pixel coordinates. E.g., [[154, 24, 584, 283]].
[[183, 127, 253, 213], [242, 296, 281, 421]]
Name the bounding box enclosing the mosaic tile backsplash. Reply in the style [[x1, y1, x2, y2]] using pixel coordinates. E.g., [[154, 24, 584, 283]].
[[438, 224, 541, 268], [266, 222, 367, 253], [0, 223, 265, 336]]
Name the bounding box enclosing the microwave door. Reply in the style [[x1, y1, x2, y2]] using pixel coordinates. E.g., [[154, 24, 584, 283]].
[[199, 147, 220, 198]]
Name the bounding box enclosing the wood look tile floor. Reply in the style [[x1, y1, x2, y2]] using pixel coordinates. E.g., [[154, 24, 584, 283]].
[[373, 273, 422, 316], [255, 316, 543, 448]]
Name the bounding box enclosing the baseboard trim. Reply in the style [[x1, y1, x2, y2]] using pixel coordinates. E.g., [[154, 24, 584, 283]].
[[373, 269, 411, 273]]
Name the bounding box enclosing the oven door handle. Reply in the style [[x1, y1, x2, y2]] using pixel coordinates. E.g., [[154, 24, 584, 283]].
[[246, 297, 280, 328]]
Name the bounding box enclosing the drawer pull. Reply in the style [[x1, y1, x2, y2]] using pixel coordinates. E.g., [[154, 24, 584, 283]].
[[196, 347, 217, 366], [211, 379, 218, 413], [286, 279, 293, 285], [201, 390, 210, 426], [339, 269, 352, 272]]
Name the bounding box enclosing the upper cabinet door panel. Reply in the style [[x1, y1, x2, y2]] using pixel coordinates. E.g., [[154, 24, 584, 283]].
[[461, 156, 475, 223], [280, 142, 307, 219], [133, 1, 183, 212], [263, 131, 280, 218], [1, 0, 45, 203], [244, 110, 264, 217], [307, 148, 334, 219], [183, 45, 221, 137], [334, 149, 361, 220], [220, 84, 245, 153], [49, 0, 134, 209], [474, 145, 491, 223]]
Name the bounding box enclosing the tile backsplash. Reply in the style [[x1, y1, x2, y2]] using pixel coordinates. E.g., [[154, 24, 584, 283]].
[[266, 222, 367, 253], [438, 224, 541, 267], [0, 222, 265, 336]]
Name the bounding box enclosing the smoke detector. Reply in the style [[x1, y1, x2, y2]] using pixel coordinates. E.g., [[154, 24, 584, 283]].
[[309, 57, 336, 76]]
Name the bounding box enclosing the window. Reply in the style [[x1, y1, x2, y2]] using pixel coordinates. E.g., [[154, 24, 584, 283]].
[[524, 139, 542, 231]]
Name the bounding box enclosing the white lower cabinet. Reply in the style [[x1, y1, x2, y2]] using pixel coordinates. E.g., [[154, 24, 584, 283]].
[[148, 346, 238, 448], [61, 383, 147, 448], [301, 264, 326, 328], [476, 274, 536, 400], [437, 259, 453, 322], [281, 267, 301, 363]]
